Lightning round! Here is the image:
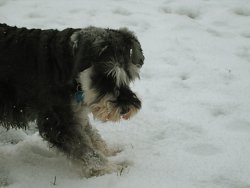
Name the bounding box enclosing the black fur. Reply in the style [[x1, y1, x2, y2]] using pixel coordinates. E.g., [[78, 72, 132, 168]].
[[73, 27, 143, 113], [0, 24, 144, 173], [0, 24, 87, 158]]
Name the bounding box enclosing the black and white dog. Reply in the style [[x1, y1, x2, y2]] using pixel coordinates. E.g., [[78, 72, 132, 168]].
[[0, 24, 144, 177]]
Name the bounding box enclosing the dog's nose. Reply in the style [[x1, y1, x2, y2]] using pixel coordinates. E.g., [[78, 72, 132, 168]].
[[120, 107, 130, 115]]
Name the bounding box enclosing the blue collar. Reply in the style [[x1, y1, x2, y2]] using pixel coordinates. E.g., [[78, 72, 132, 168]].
[[75, 90, 84, 103], [73, 80, 84, 104]]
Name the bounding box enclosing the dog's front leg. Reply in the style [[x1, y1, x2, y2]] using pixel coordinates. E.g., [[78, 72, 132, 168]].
[[83, 123, 122, 157], [36, 105, 115, 177], [37, 105, 124, 177]]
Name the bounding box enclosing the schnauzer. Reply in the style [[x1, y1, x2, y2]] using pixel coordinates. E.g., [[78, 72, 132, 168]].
[[0, 24, 144, 177]]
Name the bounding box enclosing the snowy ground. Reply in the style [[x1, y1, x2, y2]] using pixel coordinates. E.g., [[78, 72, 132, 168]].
[[1, 0, 250, 187]]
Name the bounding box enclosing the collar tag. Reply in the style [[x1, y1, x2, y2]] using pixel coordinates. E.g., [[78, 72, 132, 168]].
[[75, 91, 84, 103]]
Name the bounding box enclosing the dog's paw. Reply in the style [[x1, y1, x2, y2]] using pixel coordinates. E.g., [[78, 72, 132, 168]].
[[83, 162, 128, 178], [103, 146, 123, 157], [78, 150, 129, 177], [94, 142, 123, 157]]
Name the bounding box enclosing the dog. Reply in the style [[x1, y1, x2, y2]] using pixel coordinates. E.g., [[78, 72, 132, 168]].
[[0, 23, 144, 177]]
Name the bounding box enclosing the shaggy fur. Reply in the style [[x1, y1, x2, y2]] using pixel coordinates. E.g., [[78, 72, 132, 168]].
[[0, 23, 144, 177]]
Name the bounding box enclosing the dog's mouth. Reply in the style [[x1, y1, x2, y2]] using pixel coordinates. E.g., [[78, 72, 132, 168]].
[[88, 94, 141, 122], [91, 105, 138, 122]]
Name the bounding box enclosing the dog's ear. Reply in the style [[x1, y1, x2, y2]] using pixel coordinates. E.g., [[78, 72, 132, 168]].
[[130, 38, 144, 67], [119, 28, 144, 67], [92, 38, 109, 57], [73, 40, 109, 72], [76, 47, 93, 72], [71, 32, 95, 72]]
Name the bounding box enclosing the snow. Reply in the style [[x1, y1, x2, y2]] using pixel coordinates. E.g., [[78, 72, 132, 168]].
[[1, 0, 250, 187]]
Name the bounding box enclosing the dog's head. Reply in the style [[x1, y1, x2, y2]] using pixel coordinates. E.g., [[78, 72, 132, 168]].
[[71, 27, 144, 122]]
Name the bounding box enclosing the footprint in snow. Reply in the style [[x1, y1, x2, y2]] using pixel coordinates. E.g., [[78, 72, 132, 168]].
[[26, 12, 43, 19], [112, 8, 132, 16], [175, 7, 200, 19], [206, 29, 221, 37], [206, 103, 237, 118], [201, 103, 237, 119], [233, 7, 250, 16], [160, 6, 200, 19], [179, 72, 190, 81], [236, 47, 250, 62], [241, 32, 250, 38], [211, 108, 227, 117]]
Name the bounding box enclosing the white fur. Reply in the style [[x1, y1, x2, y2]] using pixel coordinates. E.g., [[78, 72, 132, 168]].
[[70, 32, 78, 50], [106, 64, 130, 87], [79, 67, 92, 91], [79, 67, 98, 107], [128, 63, 140, 81]]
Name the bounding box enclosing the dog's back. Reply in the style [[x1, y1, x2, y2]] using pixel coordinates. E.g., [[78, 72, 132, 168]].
[[0, 24, 77, 128], [0, 24, 43, 127]]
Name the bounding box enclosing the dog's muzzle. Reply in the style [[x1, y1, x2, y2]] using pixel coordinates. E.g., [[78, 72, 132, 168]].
[[89, 92, 141, 122]]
